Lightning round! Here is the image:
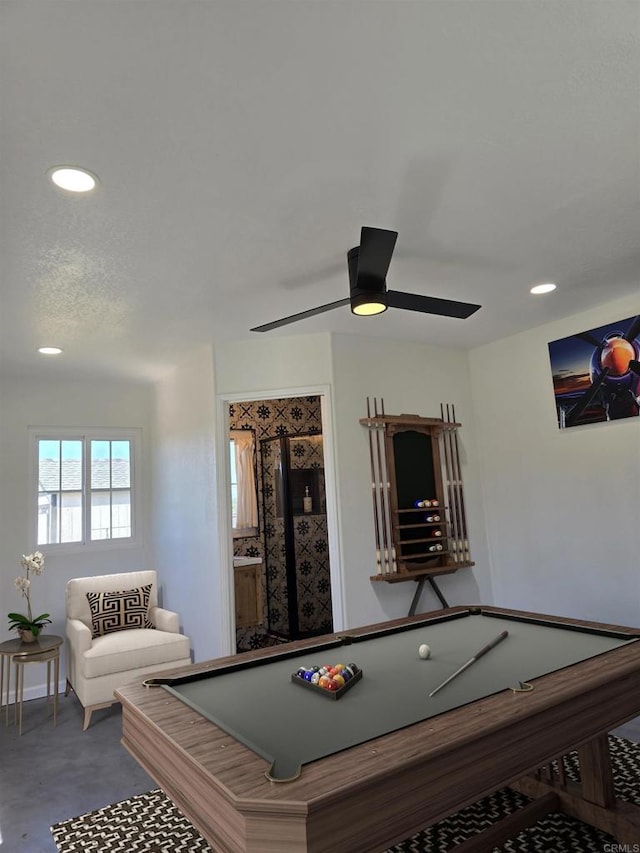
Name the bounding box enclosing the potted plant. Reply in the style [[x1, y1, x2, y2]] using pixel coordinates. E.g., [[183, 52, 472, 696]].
[[8, 551, 51, 642]]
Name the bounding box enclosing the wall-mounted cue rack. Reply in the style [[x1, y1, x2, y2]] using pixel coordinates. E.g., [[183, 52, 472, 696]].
[[361, 400, 474, 613]]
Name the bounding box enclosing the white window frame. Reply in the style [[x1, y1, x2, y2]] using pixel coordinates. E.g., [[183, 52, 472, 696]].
[[28, 426, 143, 553]]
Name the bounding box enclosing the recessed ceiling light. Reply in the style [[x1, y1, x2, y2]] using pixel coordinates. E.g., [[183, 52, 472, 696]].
[[49, 166, 98, 193], [530, 282, 557, 295], [38, 346, 63, 356]]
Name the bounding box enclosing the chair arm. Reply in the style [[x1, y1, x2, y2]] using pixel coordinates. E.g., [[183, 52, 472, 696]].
[[66, 618, 92, 654], [149, 606, 180, 633]]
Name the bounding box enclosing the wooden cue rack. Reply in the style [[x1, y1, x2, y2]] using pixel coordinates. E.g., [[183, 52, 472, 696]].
[[360, 404, 474, 597]]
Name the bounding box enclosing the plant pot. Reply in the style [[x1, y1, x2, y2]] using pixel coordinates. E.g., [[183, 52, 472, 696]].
[[18, 628, 38, 643]]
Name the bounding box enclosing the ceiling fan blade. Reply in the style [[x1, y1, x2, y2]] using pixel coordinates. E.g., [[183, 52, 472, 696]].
[[250, 298, 350, 332], [387, 290, 481, 319], [356, 228, 398, 285]]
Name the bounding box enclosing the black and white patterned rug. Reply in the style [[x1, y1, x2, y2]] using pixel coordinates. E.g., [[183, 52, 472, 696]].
[[51, 736, 640, 853]]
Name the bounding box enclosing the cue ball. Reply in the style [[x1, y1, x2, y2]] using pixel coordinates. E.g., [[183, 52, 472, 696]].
[[418, 644, 431, 659]]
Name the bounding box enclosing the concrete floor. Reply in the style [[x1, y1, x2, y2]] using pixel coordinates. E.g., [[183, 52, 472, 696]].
[[0, 693, 153, 853], [2, 690, 639, 853]]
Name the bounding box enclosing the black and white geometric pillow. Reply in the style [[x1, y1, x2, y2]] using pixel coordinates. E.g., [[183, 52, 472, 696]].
[[86, 584, 154, 637]]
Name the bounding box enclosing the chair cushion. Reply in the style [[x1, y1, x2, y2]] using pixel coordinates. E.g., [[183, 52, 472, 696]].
[[80, 628, 191, 679], [86, 584, 154, 637], [67, 571, 158, 631]]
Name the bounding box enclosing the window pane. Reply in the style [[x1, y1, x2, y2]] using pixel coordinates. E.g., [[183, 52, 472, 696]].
[[61, 441, 82, 490], [112, 490, 131, 539], [38, 439, 83, 544], [91, 441, 111, 489], [38, 491, 58, 544], [91, 490, 111, 539], [60, 491, 83, 543], [230, 484, 238, 527], [229, 441, 237, 527], [90, 440, 132, 540], [39, 440, 60, 492], [112, 441, 131, 488]]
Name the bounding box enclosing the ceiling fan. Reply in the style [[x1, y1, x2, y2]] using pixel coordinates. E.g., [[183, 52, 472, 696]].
[[250, 227, 481, 333]]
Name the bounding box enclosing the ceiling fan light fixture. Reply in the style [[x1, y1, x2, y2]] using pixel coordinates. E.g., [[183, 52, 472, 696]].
[[351, 296, 388, 316]]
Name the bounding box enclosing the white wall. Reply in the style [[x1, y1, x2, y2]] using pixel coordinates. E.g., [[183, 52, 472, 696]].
[[214, 331, 490, 635], [0, 374, 154, 697], [215, 335, 491, 628], [150, 344, 221, 662], [470, 294, 640, 627], [330, 334, 490, 629], [214, 332, 333, 395]]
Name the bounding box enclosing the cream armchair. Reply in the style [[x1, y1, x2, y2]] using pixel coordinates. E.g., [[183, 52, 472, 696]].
[[65, 570, 191, 729]]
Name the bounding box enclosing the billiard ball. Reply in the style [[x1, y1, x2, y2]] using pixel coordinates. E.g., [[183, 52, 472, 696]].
[[333, 674, 345, 688], [418, 644, 431, 659], [296, 667, 307, 677], [303, 670, 314, 681], [311, 672, 321, 684], [325, 679, 338, 691], [318, 675, 330, 688]]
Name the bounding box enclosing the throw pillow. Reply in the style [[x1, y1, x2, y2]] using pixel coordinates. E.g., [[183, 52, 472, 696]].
[[86, 584, 154, 637]]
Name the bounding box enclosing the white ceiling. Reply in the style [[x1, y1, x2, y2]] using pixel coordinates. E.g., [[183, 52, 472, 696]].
[[2, 1, 639, 382]]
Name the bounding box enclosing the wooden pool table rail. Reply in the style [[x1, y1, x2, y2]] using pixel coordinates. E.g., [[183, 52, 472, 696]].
[[116, 606, 640, 852]]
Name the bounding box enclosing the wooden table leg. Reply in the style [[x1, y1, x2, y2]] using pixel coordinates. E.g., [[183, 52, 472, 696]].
[[579, 734, 615, 806], [511, 734, 640, 844], [53, 654, 59, 726], [0, 655, 7, 726], [16, 662, 23, 736]]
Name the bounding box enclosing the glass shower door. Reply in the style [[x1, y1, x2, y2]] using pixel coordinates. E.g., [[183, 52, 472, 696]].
[[260, 437, 296, 638], [261, 435, 332, 641]]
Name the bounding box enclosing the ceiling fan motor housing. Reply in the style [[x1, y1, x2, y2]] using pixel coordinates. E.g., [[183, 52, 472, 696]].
[[348, 246, 388, 310]]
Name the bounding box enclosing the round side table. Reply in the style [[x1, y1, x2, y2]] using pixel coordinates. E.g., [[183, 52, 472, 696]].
[[0, 634, 63, 735]]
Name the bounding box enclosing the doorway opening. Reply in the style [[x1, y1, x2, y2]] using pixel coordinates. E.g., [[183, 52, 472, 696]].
[[227, 394, 336, 653]]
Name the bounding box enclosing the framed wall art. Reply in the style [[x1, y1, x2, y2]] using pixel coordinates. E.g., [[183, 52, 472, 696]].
[[548, 315, 640, 428]]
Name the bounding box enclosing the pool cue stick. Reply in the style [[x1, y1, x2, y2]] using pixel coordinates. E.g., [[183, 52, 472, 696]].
[[429, 630, 509, 697], [379, 398, 397, 572], [373, 397, 391, 573], [366, 398, 383, 575], [451, 404, 470, 561], [443, 404, 462, 561], [440, 403, 460, 563], [446, 404, 465, 561]]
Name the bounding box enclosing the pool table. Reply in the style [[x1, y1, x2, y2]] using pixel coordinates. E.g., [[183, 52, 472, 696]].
[[115, 606, 640, 852]]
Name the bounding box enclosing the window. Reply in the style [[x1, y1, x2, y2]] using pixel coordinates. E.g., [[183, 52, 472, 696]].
[[229, 440, 239, 528], [32, 428, 140, 548], [229, 430, 258, 538]]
